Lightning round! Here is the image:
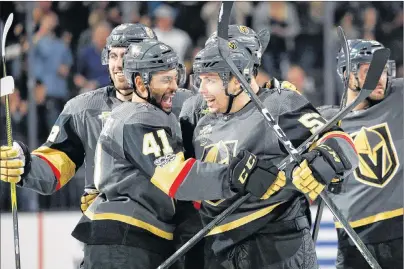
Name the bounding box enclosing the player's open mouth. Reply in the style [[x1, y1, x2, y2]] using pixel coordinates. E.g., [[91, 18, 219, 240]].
[[203, 96, 215, 107], [161, 93, 174, 110]]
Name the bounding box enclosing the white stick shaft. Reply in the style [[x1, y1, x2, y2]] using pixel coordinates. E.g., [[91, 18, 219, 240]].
[[1, 13, 14, 57]]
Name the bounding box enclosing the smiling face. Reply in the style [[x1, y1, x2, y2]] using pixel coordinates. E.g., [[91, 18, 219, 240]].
[[198, 73, 228, 113], [198, 72, 242, 114], [108, 47, 132, 93], [149, 68, 178, 113]]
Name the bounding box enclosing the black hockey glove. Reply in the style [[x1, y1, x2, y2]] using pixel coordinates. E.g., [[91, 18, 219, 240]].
[[228, 150, 286, 198], [287, 139, 353, 201]]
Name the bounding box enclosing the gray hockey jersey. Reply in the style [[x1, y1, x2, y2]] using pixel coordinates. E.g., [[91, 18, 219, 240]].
[[20, 86, 123, 194], [319, 78, 403, 246], [151, 88, 358, 254]]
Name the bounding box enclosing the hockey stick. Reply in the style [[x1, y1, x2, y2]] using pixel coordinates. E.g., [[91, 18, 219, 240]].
[[158, 3, 388, 268], [311, 25, 352, 243], [2, 13, 21, 269]]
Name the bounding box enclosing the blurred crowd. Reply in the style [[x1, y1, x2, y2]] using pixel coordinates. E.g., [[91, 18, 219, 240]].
[[0, 1, 402, 212]]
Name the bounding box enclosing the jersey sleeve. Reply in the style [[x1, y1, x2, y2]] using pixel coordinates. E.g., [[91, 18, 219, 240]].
[[128, 122, 234, 201], [21, 101, 85, 194]]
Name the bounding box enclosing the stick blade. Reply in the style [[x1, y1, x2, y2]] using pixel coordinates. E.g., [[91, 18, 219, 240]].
[[0, 76, 15, 97], [361, 48, 390, 94], [1, 13, 14, 57]]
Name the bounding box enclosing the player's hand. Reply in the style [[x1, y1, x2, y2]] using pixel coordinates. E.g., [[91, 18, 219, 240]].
[[228, 150, 286, 198], [80, 188, 99, 213], [264, 77, 299, 93], [0, 141, 30, 183], [289, 142, 352, 201]]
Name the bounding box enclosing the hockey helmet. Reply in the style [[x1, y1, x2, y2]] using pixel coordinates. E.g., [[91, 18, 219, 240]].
[[101, 23, 158, 65], [123, 39, 185, 89], [193, 40, 254, 88], [192, 40, 255, 113], [336, 39, 388, 84], [205, 25, 270, 67]]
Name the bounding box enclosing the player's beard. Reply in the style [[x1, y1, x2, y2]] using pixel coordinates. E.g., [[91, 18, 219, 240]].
[[153, 89, 175, 113]]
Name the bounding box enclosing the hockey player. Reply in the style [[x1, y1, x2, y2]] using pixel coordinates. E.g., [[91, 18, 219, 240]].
[[180, 24, 296, 160], [0, 22, 192, 212], [70, 39, 284, 269], [0, 23, 157, 218], [150, 41, 359, 268], [176, 25, 298, 269], [318, 39, 403, 269]]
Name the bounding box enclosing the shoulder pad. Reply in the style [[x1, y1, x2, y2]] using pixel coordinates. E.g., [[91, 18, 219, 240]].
[[64, 86, 112, 114]]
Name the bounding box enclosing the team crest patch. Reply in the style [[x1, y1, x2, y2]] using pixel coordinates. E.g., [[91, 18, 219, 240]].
[[201, 140, 238, 206], [238, 25, 249, 34], [351, 123, 399, 188]]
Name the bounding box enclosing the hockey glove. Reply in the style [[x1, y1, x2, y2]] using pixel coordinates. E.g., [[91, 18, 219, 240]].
[[80, 188, 99, 213], [0, 141, 31, 183], [228, 150, 286, 198], [288, 139, 353, 201]]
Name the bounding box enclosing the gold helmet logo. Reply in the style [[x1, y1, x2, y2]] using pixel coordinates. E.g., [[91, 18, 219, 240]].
[[238, 25, 249, 34], [352, 123, 399, 188], [228, 41, 237, 50]]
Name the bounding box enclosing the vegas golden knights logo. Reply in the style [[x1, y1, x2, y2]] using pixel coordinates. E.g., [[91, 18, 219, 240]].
[[228, 41, 237, 50], [351, 123, 399, 188], [201, 140, 238, 206], [237, 25, 249, 34]]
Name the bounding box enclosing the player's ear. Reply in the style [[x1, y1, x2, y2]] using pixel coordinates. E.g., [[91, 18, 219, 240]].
[[347, 72, 358, 90], [134, 75, 147, 97], [229, 76, 241, 93]]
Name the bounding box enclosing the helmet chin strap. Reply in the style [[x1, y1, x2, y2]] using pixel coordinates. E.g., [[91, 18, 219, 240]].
[[116, 88, 134, 97], [133, 84, 164, 111], [109, 74, 134, 97], [224, 87, 243, 114]]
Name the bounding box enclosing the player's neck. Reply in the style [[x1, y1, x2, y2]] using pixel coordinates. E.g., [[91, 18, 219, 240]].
[[228, 80, 260, 113], [131, 93, 148, 104], [116, 91, 133, 102]]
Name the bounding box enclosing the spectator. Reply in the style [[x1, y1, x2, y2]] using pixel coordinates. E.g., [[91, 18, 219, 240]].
[[201, 1, 253, 37], [286, 64, 322, 107], [76, 9, 106, 54], [253, 2, 301, 78], [74, 21, 111, 93], [361, 6, 378, 40], [30, 12, 73, 129], [153, 4, 192, 63]]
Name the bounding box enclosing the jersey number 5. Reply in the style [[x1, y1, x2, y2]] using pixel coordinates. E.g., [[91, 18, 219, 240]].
[[143, 130, 174, 158], [298, 113, 326, 134]]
